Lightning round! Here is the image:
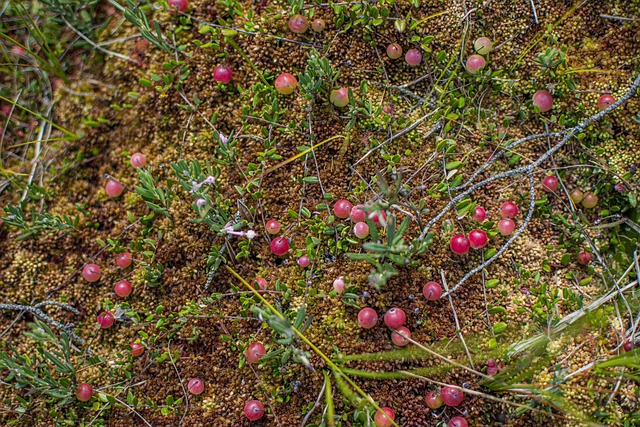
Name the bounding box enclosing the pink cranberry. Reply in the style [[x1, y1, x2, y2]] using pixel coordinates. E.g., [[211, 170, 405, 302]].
[[105, 179, 124, 198], [370, 210, 387, 227], [130, 152, 146, 168], [391, 326, 411, 346], [473, 205, 487, 222], [533, 90, 553, 112], [253, 277, 267, 293], [330, 88, 350, 108], [82, 263, 101, 282], [266, 219, 281, 235], [423, 281, 442, 300], [311, 18, 326, 32], [374, 407, 395, 427], [350, 205, 366, 222], [487, 365, 499, 375], [245, 342, 266, 364], [333, 277, 345, 293], [468, 229, 488, 249], [405, 49, 422, 66], [449, 416, 468, 427], [465, 54, 486, 74], [75, 383, 93, 402], [441, 385, 464, 406], [498, 218, 515, 236], [597, 94, 615, 110], [244, 399, 265, 421], [270, 237, 289, 256], [213, 65, 233, 84], [542, 175, 558, 192], [386, 43, 403, 59], [383, 308, 406, 329], [333, 199, 353, 218], [425, 390, 443, 409], [274, 72, 298, 95], [623, 340, 635, 352], [188, 378, 204, 395], [358, 307, 378, 329], [114, 280, 132, 297], [353, 222, 369, 239], [97, 311, 115, 329], [167, 0, 187, 13], [130, 342, 145, 357], [577, 251, 591, 265], [116, 252, 133, 268], [500, 202, 518, 218], [288, 14, 309, 34], [450, 234, 470, 255], [297, 255, 310, 267]]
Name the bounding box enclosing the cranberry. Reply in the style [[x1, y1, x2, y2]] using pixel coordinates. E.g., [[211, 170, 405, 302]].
[[449, 416, 468, 427], [246, 342, 266, 364], [391, 326, 411, 346], [253, 277, 267, 293], [130, 153, 146, 168], [474, 36, 492, 55], [465, 54, 486, 74], [487, 358, 496, 367], [274, 72, 298, 95], [266, 219, 281, 235], [423, 281, 442, 300], [105, 179, 124, 197], [468, 229, 488, 249], [533, 90, 553, 112], [353, 222, 369, 239], [168, 0, 187, 13], [577, 251, 591, 265], [116, 252, 133, 268], [289, 14, 309, 34], [500, 202, 518, 218], [350, 205, 366, 222], [188, 378, 204, 395], [581, 192, 598, 209], [384, 308, 406, 329], [441, 386, 464, 406], [311, 18, 325, 32], [114, 280, 132, 297], [623, 340, 635, 352], [75, 383, 93, 402], [542, 175, 558, 192], [270, 237, 289, 256], [597, 94, 615, 110], [97, 311, 115, 329], [450, 234, 470, 255], [615, 183, 626, 193], [374, 407, 395, 427], [497, 218, 515, 236], [370, 210, 387, 227], [473, 205, 487, 222], [487, 365, 499, 375], [333, 277, 345, 293], [130, 342, 144, 357], [82, 263, 101, 282], [297, 255, 310, 267], [213, 65, 233, 84], [425, 390, 443, 409], [358, 307, 378, 329], [244, 399, 265, 421], [330, 88, 349, 108], [405, 49, 422, 66], [386, 43, 403, 59], [570, 189, 584, 204], [333, 199, 353, 219]]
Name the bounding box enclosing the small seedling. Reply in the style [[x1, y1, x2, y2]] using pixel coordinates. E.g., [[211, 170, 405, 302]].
[[468, 229, 488, 249], [374, 407, 395, 427], [405, 49, 422, 66], [289, 14, 309, 34], [105, 179, 124, 197], [130, 153, 146, 168], [188, 378, 204, 395], [542, 176, 558, 192], [423, 281, 442, 300], [386, 43, 402, 59], [213, 65, 233, 84], [391, 326, 411, 346], [533, 90, 553, 112], [450, 234, 470, 255], [114, 280, 132, 297], [97, 311, 115, 329], [244, 399, 265, 420], [358, 307, 378, 329], [275, 72, 298, 95], [441, 385, 464, 406], [82, 264, 101, 282], [245, 342, 266, 363]]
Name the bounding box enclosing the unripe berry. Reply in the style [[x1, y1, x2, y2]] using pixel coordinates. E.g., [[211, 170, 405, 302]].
[[350, 205, 366, 222], [391, 326, 411, 346], [244, 399, 265, 421], [253, 277, 267, 293], [500, 201, 518, 218], [333, 277, 345, 293], [270, 237, 289, 256], [425, 390, 443, 409], [386, 43, 403, 59], [468, 229, 488, 249], [474, 36, 492, 55], [130, 342, 144, 357], [333, 199, 353, 218], [450, 234, 470, 255], [213, 65, 233, 84], [577, 251, 591, 265], [168, 0, 187, 13], [597, 94, 615, 110], [82, 263, 101, 282], [116, 252, 132, 268], [533, 90, 553, 112], [374, 407, 395, 427], [405, 49, 422, 66], [358, 307, 378, 329], [288, 14, 309, 34], [97, 311, 115, 329], [297, 255, 310, 267], [383, 308, 406, 329], [353, 222, 369, 239], [275, 72, 298, 95], [570, 189, 584, 204], [130, 153, 146, 168], [188, 378, 204, 395], [473, 205, 487, 222], [465, 54, 486, 74], [75, 383, 93, 402], [105, 179, 124, 197], [581, 192, 598, 209], [311, 18, 325, 32], [114, 280, 132, 297], [245, 342, 266, 364], [449, 416, 468, 427], [266, 219, 281, 235], [330, 88, 350, 108], [498, 218, 515, 236], [423, 281, 442, 300], [441, 385, 464, 406], [542, 175, 558, 192]]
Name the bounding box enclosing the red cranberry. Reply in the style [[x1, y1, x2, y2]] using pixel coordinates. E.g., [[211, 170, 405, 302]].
[[213, 65, 233, 84], [253, 277, 267, 293], [167, 0, 187, 13], [270, 237, 289, 256], [297, 255, 310, 267], [473, 205, 487, 222], [542, 175, 558, 192], [82, 263, 101, 282], [114, 280, 132, 297], [500, 202, 518, 218], [374, 407, 395, 427], [487, 358, 496, 367], [449, 416, 468, 427], [75, 383, 93, 402], [350, 205, 366, 222], [465, 54, 486, 74], [130, 342, 144, 357], [450, 234, 470, 255], [358, 307, 378, 329], [386, 43, 403, 59], [244, 399, 265, 421], [275, 72, 298, 95], [330, 88, 350, 108], [370, 210, 387, 227], [384, 308, 406, 329], [577, 251, 591, 265], [425, 390, 443, 409], [468, 229, 488, 249], [288, 14, 309, 34], [405, 49, 422, 66], [246, 342, 266, 364], [105, 179, 124, 198], [391, 326, 411, 346], [441, 385, 464, 406], [188, 378, 204, 395], [97, 311, 115, 329], [333, 199, 353, 219], [266, 219, 281, 235], [116, 252, 133, 268], [533, 90, 553, 112], [423, 281, 442, 300], [353, 222, 369, 239], [130, 153, 146, 168], [623, 340, 634, 352], [597, 94, 615, 110], [498, 218, 515, 236]]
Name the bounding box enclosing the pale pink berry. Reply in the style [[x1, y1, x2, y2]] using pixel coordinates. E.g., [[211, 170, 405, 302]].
[[449, 416, 468, 427], [333, 199, 353, 218], [498, 218, 515, 236], [542, 175, 558, 192], [330, 88, 349, 108], [533, 90, 553, 112], [253, 277, 267, 293], [441, 385, 464, 406], [245, 342, 266, 364], [97, 311, 115, 329], [358, 307, 378, 329], [597, 94, 615, 110], [311, 18, 325, 32], [353, 222, 369, 239], [391, 326, 411, 346], [82, 263, 101, 282], [423, 281, 442, 300], [384, 308, 406, 329], [76, 383, 93, 402], [270, 237, 289, 256], [244, 399, 265, 421], [288, 14, 309, 34], [465, 54, 486, 74], [386, 43, 403, 59], [425, 390, 443, 409], [350, 205, 366, 222], [474, 37, 492, 55], [116, 252, 133, 268], [213, 65, 233, 84], [487, 365, 498, 376], [468, 229, 488, 249], [500, 201, 518, 218], [130, 342, 145, 357], [188, 378, 204, 395], [130, 153, 146, 167], [266, 219, 281, 235], [374, 407, 395, 427], [105, 179, 124, 197], [370, 210, 387, 227], [450, 234, 470, 255], [275, 72, 298, 94], [473, 205, 487, 222], [297, 255, 310, 267], [333, 277, 345, 293], [581, 192, 598, 209], [114, 280, 132, 297], [577, 251, 591, 265], [405, 49, 422, 66], [168, 0, 187, 13]]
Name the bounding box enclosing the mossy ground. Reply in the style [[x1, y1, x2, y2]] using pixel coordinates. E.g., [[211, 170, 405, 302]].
[[1, 0, 640, 426]]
